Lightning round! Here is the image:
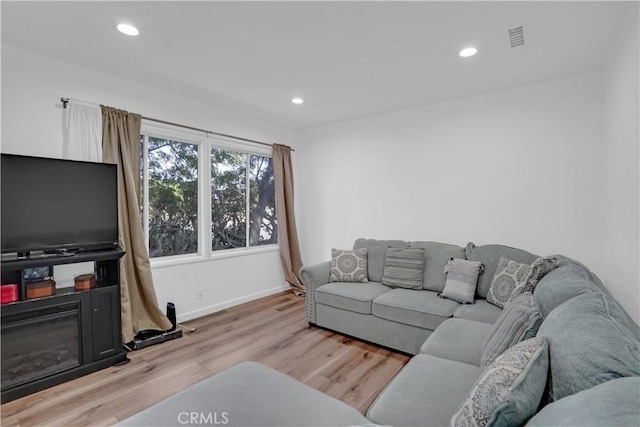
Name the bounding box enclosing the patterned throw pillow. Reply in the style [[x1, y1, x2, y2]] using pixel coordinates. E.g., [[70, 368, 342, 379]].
[[509, 257, 559, 303], [330, 248, 368, 283], [487, 256, 531, 308], [451, 337, 549, 427], [481, 292, 542, 369], [381, 247, 425, 290], [438, 258, 483, 304], [525, 257, 559, 293]]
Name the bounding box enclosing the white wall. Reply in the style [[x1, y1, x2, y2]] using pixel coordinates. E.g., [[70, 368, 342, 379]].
[[602, 4, 640, 324], [1, 44, 293, 322], [294, 72, 606, 280]]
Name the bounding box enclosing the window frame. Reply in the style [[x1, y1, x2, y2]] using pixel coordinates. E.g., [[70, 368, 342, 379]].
[[140, 121, 278, 269]]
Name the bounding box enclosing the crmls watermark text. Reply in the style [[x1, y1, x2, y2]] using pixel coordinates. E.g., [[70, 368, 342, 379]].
[[178, 412, 229, 425]]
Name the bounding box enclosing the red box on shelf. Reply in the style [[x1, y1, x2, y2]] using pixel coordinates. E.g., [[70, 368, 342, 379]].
[[1, 284, 19, 304]]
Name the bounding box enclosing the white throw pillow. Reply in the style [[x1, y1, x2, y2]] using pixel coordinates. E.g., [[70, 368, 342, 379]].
[[487, 256, 531, 308], [438, 258, 483, 304], [329, 248, 368, 282]]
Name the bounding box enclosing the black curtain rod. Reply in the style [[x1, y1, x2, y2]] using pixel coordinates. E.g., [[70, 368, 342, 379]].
[[60, 97, 291, 151]]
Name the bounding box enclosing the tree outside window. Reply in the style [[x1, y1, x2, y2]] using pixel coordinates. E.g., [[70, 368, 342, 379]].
[[249, 155, 277, 247], [140, 129, 277, 260], [146, 137, 198, 258]]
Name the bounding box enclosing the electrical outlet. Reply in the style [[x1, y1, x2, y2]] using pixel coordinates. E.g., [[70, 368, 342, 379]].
[[196, 288, 204, 300]]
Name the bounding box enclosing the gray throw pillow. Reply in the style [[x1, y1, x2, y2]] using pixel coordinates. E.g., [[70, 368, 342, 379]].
[[487, 256, 531, 308], [523, 256, 559, 293], [508, 257, 559, 304], [451, 337, 549, 427], [353, 239, 410, 283], [381, 247, 425, 290], [330, 248, 368, 283], [481, 292, 542, 369], [465, 242, 539, 299], [438, 258, 483, 304]]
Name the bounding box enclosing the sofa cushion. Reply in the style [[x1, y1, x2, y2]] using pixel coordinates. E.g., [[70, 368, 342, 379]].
[[410, 241, 466, 292], [534, 263, 602, 318], [419, 318, 493, 366], [537, 292, 640, 403], [481, 292, 542, 368], [315, 282, 391, 315], [552, 256, 640, 338], [487, 256, 531, 308], [353, 238, 410, 283], [372, 289, 458, 330], [526, 377, 640, 427], [367, 354, 481, 427], [316, 304, 432, 355], [465, 242, 538, 299], [453, 299, 503, 324], [330, 248, 368, 283], [439, 258, 483, 304], [381, 247, 425, 290], [451, 337, 549, 427], [117, 361, 369, 427]]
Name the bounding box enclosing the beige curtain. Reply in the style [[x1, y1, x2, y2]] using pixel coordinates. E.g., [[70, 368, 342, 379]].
[[101, 106, 172, 343], [272, 144, 305, 296]]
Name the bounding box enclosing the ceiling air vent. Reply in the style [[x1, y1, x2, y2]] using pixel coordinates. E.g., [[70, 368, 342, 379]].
[[508, 26, 525, 48]]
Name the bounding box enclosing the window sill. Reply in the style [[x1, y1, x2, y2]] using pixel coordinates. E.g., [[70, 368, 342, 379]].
[[150, 245, 279, 269]]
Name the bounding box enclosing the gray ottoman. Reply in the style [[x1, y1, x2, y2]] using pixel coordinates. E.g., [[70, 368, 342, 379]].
[[118, 361, 369, 426]]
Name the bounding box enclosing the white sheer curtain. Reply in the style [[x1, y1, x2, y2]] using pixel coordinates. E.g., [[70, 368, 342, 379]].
[[62, 99, 102, 162]]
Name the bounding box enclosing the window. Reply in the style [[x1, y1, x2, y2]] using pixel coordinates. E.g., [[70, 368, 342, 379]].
[[211, 148, 247, 251], [140, 135, 199, 258], [140, 123, 277, 261], [249, 155, 277, 246]]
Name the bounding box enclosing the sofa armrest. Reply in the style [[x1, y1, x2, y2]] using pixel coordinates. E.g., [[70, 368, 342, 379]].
[[299, 261, 331, 325]]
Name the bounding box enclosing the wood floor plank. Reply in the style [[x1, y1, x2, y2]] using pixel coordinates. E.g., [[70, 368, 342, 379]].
[[198, 320, 310, 374], [1, 291, 410, 426], [0, 415, 21, 427], [0, 357, 152, 418], [19, 362, 211, 427], [138, 299, 305, 368]]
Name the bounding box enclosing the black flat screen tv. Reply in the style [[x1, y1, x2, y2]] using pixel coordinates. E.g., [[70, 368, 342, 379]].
[[1, 154, 119, 254]]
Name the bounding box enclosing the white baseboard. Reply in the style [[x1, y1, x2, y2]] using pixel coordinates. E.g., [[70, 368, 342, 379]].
[[176, 284, 290, 323]]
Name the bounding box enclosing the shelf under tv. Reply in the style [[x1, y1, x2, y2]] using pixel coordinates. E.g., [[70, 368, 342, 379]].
[[1, 249, 125, 271]]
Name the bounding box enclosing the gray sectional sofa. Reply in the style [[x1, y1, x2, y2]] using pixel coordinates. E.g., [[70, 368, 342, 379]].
[[120, 238, 640, 427], [302, 239, 537, 354]]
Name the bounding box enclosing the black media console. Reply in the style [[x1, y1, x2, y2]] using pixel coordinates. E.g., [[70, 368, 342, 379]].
[[1, 250, 127, 403]]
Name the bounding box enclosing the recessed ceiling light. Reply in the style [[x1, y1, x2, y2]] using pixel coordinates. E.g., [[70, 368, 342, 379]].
[[291, 98, 304, 104], [459, 47, 478, 58], [117, 24, 139, 36]]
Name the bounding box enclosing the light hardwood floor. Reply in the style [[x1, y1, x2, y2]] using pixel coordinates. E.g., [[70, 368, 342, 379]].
[[1, 291, 410, 426]]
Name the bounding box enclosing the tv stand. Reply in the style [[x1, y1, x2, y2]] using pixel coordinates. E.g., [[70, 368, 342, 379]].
[[1, 249, 127, 403]]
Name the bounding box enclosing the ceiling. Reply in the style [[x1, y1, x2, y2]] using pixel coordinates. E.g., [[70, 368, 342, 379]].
[[1, 1, 630, 129]]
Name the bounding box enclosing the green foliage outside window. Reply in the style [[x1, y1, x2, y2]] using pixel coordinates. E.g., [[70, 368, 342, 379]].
[[141, 135, 277, 258], [147, 137, 198, 258], [211, 148, 247, 250], [249, 155, 277, 247], [210, 149, 278, 251]]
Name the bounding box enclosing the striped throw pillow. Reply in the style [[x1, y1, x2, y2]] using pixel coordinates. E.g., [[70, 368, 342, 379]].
[[481, 292, 542, 369], [382, 247, 425, 289]]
